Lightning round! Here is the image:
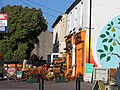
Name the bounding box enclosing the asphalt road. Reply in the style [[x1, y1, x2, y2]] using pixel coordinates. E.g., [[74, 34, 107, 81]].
[[0, 79, 118, 90], [0, 79, 93, 90]]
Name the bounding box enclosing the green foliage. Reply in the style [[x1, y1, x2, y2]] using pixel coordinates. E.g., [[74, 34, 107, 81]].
[[107, 27, 112, 30], [109, 46, 113, 52], [118, 18, 120, 24], [106, 56, 111, 62], [107, 21, 114, 30], [106, 31, 110, 35], [0, 5, 47, 62], [111, 21, 113, 25], [102, 38, 108, 43], [108, 38, 113, 43], [113, 33, 116, 37], [97, 49, 104, 53], [100, 34, 106, 38], [103, 45, 108, 51], [97, 45, 114, 62], [100, 53, 106, 59]]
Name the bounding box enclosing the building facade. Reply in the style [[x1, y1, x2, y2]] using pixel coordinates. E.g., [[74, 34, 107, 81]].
[[52, 0, 120, 78], [52, 14, 67, 54], [31, 30, 53, 60]]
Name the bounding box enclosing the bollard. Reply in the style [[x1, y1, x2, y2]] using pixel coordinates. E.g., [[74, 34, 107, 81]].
[[39, 75, 44, 90], [78, 79, 80, 90], [39, 78, 41, 90], [76, 78, 81, 90], [42, 78, 44, 90], [76, 79, 78, 90]]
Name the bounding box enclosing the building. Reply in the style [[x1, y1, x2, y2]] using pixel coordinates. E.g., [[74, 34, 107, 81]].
[[52, 0, 120, 79], [52, 14, 67, 54], [31, 30, 53, 60]]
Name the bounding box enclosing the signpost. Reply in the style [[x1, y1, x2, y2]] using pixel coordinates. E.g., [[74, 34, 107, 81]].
[[84, 63, 94, 82], [0, 13, 8, 33]]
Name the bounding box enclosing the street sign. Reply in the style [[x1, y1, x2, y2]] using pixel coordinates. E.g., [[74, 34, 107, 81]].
[[85, 63, 94, 74], [0, 13, 8, 33], [93, 67, 108, 83], [84, 63, 94, 82]]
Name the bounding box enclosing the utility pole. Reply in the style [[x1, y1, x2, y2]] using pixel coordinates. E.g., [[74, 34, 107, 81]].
[[88, 0, 92, 63]]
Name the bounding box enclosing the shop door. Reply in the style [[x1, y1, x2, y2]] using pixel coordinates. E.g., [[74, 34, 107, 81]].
[[76, 42, 84, 77]]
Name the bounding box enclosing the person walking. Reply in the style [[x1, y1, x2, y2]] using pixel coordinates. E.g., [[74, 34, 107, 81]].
[[116, 62, 120, 90]]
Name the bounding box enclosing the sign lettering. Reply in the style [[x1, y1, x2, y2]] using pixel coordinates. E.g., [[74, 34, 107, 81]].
[[0, 14, 7, 20]]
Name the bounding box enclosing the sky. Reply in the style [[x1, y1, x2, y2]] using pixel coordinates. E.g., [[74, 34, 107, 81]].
[[0, 0, 75, 32]]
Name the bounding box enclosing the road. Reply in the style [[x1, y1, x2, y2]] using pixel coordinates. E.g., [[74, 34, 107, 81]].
[[0, 79, 118, 90], [0, 79, 93, 90]]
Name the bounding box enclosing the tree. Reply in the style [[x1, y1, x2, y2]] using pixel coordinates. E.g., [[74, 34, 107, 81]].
[[0, 5, 47, 62]]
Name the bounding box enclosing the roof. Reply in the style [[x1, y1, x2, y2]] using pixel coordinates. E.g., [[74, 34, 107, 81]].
[[52, 15, 62, 28], [65, 0, 81, 14], [52, 0, 81, 28]]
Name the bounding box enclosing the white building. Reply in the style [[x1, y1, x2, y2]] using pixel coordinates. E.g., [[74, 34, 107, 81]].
[[52, 14, 67, 54], [66, 0, 120, 68], [53, 0, 120, 69], [66, 0, 83, 35]]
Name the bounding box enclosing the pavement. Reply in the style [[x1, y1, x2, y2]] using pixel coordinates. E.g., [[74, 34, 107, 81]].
[[0, 79, 118, 90]]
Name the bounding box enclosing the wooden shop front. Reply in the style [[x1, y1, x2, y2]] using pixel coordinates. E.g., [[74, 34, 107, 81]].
[[74, 30, 86, 77], [65, 34, 72, 72]]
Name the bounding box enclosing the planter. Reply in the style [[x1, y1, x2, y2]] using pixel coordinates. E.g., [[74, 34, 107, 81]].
[[27, 74, 38, 83], [27, 78, 37, 83], [55, 77, 66, 83]]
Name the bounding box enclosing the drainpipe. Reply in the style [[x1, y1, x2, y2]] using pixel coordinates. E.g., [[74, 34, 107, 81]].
[[88, 0, 92, 63]]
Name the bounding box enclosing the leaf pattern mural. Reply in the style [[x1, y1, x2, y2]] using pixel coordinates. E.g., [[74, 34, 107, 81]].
[[96, 16, 120, 68]]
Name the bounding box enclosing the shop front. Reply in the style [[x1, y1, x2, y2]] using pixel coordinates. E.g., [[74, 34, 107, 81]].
[[75, 30, 86, 77]]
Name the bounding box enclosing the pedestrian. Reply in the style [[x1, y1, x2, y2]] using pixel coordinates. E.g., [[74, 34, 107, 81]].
[[116, 62, 120, 90]]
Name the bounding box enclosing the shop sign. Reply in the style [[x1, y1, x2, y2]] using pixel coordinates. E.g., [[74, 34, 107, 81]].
[[0, 13, 8, 32], [7, 68, 16, 75], [17, 71, 22, 79], [7, 67, 17, 78]]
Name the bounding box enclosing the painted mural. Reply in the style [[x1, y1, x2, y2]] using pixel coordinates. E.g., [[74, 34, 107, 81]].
[[96, 16, 120, 68], [85, 37, 97, 67]]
